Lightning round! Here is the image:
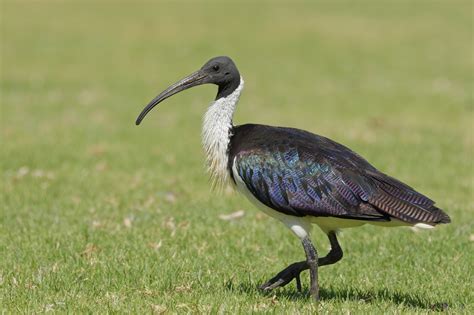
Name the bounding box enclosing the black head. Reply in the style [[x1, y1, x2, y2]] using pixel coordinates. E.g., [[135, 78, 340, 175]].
[[200, 56, 241, 99], [136, 56, 240, 125]]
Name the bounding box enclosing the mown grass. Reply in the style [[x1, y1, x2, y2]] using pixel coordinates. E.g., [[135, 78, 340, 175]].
[[1, 1, 473, 313]]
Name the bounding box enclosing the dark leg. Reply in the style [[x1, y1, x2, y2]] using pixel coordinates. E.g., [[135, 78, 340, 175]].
[[319, 231, 343, 266], [302, 236, 319, 300], [259, 231, 342, 295]]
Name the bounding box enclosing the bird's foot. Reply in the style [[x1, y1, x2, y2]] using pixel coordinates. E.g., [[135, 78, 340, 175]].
[[259, 261, 308, 292]]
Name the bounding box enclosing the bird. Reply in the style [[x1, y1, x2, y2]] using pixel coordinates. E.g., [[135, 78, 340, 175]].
[[135, 56, 451, 301]]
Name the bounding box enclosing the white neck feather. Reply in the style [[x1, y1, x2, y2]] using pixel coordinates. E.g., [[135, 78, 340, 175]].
[[202, 77, 244, 188]]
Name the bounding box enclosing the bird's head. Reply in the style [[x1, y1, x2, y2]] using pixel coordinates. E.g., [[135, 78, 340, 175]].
[[136, 56, 240, 125]]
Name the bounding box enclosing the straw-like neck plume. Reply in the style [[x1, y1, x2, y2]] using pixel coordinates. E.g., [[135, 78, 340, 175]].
[[202, 77, 244, 188]]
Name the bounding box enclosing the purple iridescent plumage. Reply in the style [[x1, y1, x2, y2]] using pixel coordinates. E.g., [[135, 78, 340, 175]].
[[229, 124, 450, 224]]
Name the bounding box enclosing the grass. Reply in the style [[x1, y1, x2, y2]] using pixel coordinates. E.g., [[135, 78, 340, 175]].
[[1, 0, 473, 313]]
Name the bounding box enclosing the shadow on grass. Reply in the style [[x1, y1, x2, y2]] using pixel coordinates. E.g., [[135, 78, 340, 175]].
[[226, 280, 449, 311]]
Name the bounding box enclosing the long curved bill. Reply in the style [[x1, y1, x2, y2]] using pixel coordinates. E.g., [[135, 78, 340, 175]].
[[135, 70, 208, 125]]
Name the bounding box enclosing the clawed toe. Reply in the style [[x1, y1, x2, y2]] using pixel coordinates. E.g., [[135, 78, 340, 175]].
[[259, 278, 285, 291]]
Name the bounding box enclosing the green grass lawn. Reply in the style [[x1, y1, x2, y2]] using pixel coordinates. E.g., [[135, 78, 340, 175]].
[[1, 1, 473, 313]]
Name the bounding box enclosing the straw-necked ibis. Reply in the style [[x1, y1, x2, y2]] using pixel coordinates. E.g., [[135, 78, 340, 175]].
[[136, 56, 450, 301]]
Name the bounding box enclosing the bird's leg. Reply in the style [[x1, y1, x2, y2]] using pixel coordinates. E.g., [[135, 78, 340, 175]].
[[259, 231, 342, 294], [319, 231, 343, 266], [302, 236, 319, 301]]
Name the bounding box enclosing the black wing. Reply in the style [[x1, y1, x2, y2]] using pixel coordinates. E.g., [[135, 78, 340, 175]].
[[229, 124, 450, 224]]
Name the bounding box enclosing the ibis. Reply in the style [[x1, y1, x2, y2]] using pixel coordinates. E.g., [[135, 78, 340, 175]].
[[135, 56, 450, 301]]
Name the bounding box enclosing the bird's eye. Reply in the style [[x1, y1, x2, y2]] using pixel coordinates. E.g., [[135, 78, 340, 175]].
[[213, 65, 220, 71]]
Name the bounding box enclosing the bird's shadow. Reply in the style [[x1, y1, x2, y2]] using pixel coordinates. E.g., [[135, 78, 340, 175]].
[[225, 280, 449, 311]]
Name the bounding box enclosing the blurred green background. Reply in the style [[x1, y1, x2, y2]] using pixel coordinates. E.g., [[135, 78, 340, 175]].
[[1, 1, 473, 313]]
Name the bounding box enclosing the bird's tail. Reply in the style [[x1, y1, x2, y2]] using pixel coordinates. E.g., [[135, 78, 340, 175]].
[[370, 192, 450, 226]]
